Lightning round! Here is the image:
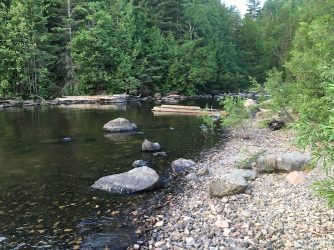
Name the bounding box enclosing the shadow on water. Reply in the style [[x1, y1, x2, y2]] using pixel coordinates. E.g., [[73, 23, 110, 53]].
[[0, 100, 221, 249]]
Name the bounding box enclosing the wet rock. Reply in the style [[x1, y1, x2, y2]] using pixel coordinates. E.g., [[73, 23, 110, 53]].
[[62, 137, 72, 143], [91, 166, 161, 194], [142, 139, 161, 152], [209, 174, 248, 197], [171, 158, 196, 173], [103, 118, 137, 133], [153, 151, 167, 157], [132, 160, 149, 168], [286, 171, 306, 185]]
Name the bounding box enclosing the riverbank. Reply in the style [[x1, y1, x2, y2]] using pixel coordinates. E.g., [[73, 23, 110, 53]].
[[131, 120, 334, 249]]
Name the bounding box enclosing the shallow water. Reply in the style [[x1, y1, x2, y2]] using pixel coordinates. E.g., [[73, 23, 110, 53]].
[[0, 100, 221, 249]]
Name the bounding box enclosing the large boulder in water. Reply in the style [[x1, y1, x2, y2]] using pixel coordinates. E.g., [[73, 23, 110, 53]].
[[91, 166, 161, 194], [103, 118, 137, 133], [142, 139, 161, 152]]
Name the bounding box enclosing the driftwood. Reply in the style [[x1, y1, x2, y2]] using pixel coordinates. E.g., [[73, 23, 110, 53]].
[[152, 105, 226, 116]]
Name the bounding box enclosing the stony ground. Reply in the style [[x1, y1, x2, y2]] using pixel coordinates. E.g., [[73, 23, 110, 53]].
[[131, 122, 334, 250]]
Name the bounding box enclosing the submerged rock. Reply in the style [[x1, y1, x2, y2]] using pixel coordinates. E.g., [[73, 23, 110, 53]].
[[153, 151, 167, 157], [132, 160, 149, 168], [91, 166, 160, 194], [62, 137, 72, 143], [171, 158, 196, 173], [103, 118, 137, 133], [142, 139, 161, 152]]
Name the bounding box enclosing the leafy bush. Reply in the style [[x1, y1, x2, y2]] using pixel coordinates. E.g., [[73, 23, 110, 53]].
[[220, 96, 252, 138]]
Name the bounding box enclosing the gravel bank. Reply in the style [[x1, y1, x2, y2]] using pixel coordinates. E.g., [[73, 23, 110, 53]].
[[132, 122, 334, 249]]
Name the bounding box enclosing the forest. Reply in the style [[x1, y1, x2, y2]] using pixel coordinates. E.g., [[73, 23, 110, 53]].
[[0, 0, 299, 98]]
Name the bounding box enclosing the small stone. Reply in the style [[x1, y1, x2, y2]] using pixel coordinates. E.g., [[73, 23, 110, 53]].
[[155, 221, 164, 227], [155, 241, 165, 248], [133, 244, 140, 249], [286, 171, 306, 185], [185, 237, 194, 245], [197, 166, 209, 176], [185, 173, 199, 182], [215, 220, 229, 228]]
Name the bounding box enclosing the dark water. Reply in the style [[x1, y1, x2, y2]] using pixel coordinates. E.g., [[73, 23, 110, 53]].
[[0, 100, 220, 249]]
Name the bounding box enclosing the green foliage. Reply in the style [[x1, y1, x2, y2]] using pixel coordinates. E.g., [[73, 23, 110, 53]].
[[262, 0, 334, 206], [220, 96, 251, 128], [199, 106, 216, 138], [0, 0, 271, 98], [313, 178, 334, 208]]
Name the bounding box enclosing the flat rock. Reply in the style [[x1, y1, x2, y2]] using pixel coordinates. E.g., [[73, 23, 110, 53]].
[[286, 171, 306, 185], [103, 118, 137, 133], [244, 99, 257, 108], [142, 139, 161, 152], [91, 166, 160, 194], [209, 174, 248, 197], [171, 158, 196, 173], [0, 236, 6, 243]]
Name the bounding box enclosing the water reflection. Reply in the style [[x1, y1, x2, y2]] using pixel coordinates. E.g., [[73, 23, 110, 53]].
[[0, 100, 220, 248]]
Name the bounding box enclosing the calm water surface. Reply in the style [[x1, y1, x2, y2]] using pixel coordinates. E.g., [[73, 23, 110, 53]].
[[0, 100, 221, 249]]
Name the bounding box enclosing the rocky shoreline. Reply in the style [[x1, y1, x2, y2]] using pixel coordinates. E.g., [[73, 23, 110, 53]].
[[0, 92, 264, 109], [131, 121, 334, 249]]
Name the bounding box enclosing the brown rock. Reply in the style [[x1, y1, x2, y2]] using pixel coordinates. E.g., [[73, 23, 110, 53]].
[[286, 171, 306, 185]]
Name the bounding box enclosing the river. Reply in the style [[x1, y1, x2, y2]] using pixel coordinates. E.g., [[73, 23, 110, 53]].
[[0, 100, 221, 249]]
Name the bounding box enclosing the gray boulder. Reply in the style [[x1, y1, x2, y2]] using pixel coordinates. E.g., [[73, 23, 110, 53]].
[[91, 166, 160, 194], [209, 174, 248, 197], [171, 158, 196, 173], [256, 152, 310, 173], [132, 160, 149, 168], [103, 118, 137, 133], [276, 152, 310, 172], [0, 236, 6, 243], [142, 139, 161, 152]]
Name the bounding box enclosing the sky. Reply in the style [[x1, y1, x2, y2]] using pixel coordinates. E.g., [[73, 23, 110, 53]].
[[221, 0, 265, 16]]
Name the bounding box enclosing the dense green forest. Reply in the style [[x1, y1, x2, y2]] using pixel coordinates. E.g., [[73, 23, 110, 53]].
[[0, 0, 292, 98]]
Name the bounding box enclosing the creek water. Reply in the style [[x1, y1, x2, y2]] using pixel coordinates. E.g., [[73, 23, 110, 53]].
[[0, 100, 221, 249]]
